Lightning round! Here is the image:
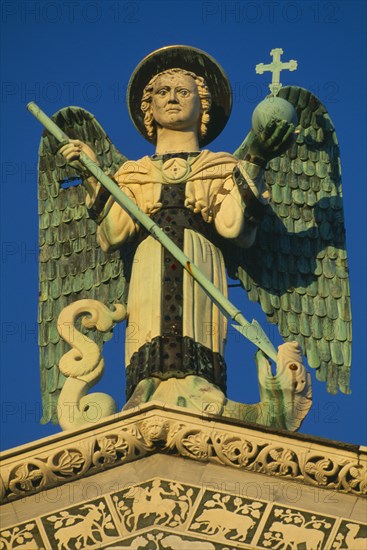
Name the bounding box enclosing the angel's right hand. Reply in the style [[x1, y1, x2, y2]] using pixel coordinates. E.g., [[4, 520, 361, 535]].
[[59, 139, 99, 176]]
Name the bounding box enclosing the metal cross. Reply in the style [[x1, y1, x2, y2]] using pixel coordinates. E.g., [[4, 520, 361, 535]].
[[255, 48, 298, 95]]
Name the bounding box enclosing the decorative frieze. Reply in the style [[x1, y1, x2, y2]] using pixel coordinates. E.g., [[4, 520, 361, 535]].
[[1, 406, 366, 504]]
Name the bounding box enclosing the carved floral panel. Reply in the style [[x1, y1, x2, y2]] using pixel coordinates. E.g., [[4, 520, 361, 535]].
[[0, 521, 45, 550], [100, 529, 244, 549], [2, 411, 366, 504]]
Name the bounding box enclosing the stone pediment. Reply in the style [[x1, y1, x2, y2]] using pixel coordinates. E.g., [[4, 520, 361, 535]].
[[1, 404, 366, 548]]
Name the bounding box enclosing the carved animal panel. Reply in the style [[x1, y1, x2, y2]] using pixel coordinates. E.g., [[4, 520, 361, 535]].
[[3, 476, 364, 549], [258, 505, 335, 550], [41, 498, 119, 550], [188, 490, 265, 543], [331, 520, 367, 549], [111, 479, 199, 534]]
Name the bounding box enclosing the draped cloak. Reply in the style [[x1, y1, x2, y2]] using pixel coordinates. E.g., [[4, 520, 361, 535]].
[[92, 150, 266, 406]]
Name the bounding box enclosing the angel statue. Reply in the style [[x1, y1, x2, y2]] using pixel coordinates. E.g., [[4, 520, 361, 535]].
[[35, 46, 351, 432]]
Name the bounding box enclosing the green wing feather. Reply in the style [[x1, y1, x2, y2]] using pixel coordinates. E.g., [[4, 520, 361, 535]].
[[233, 87, 351, 395], [38, 107, 128, 424]]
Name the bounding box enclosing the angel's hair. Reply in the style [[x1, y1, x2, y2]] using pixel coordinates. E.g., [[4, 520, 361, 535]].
[[140, 68, 212, 140]]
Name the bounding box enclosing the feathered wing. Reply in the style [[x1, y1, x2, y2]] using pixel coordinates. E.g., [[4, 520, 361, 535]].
[[233, 87, 351, 394], [38, 107, 127, 424]]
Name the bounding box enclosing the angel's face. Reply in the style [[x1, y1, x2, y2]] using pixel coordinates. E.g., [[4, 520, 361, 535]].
[[149, 73, 202, 133]]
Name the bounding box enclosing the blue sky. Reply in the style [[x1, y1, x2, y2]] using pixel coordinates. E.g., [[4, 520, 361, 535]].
[[1, 0, 366, 451]]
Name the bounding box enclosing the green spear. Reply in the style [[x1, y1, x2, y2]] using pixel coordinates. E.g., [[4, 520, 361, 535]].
[[27, 101, 277, 362]]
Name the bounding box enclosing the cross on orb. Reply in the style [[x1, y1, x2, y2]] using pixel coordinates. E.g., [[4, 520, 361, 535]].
[[255, 48, 298, 96]]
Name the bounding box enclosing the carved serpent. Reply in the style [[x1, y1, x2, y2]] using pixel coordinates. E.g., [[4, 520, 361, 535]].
[[57, 300, 126, 430]]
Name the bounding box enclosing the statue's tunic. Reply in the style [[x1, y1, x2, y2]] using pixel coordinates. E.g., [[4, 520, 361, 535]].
[[92, 150, 266, 403]]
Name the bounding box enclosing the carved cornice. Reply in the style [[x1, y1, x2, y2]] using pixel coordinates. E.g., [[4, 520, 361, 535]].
[[1, 404, 366, 504]]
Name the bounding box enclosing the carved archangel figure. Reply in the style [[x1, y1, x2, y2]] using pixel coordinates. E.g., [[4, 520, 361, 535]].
[[36, 46, 351, 431]]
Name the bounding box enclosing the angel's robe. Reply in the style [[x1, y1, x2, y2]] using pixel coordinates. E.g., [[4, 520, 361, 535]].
[[88, 151, 267, 404]]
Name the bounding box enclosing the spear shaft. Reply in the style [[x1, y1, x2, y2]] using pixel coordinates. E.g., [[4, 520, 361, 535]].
[[27, 101, 277, 361]]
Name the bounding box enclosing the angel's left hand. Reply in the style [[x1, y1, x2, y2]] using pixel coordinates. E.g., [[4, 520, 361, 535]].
[[248, 119, 296, 162]]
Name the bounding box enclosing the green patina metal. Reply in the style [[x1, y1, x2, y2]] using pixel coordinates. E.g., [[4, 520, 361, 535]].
[[28, 102, 277, 363], [233, 86, 351, 395]]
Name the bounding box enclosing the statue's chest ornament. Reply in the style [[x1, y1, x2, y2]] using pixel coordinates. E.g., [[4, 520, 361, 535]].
[[161, 158, 191, 184]]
